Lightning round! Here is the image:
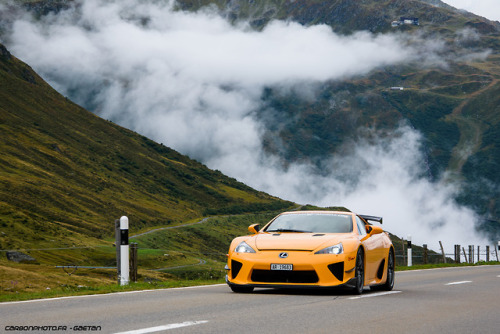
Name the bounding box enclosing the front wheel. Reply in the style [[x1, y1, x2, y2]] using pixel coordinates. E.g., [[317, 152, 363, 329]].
[[353, 248, 364, 295]]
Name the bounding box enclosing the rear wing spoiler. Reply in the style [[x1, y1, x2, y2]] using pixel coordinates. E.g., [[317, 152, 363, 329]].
[[359, 215, 383, 224]]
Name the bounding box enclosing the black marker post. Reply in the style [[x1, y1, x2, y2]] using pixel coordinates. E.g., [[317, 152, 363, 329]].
[[120, 216, 129, 285], [407, 235, 412, 267]]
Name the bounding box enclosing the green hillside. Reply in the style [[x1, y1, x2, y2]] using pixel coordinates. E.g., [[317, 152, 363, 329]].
[[4, 0, 500, 236], [4, 0, 500, 237], [0, 42, 292, 251]]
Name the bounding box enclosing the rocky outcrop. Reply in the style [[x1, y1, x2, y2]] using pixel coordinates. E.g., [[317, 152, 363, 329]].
[[6, 251, 37, 263]]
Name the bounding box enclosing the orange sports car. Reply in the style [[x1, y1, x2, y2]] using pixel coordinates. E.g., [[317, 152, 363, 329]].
[[225, 210, 394, 294]]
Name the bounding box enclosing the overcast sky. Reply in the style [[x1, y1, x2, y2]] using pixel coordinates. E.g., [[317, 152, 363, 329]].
[[2, 0, 493, 250], [441, 0, 500, 21]]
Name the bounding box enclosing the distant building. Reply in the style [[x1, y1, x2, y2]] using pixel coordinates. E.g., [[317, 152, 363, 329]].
[[390, 87, 404, 91], [391, 17, 419, 27], [401, 17, 419, 25]]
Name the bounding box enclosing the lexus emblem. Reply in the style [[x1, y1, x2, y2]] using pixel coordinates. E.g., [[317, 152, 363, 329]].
[[279, 252, 288, 258]]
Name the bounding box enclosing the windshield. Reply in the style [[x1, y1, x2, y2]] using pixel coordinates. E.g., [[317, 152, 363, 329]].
[[265, 213, 353, 233]]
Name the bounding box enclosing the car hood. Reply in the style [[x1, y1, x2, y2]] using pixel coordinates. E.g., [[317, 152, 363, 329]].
[[255, 233, 347, 251]]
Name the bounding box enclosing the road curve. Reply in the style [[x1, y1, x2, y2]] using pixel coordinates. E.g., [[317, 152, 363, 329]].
[[1, 265, 499, 334]]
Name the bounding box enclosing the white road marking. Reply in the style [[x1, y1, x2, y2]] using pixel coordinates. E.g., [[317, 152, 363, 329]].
[[349, 290, 401, 299], [113, 321, 209, 334], [445, 281, 472, 285]]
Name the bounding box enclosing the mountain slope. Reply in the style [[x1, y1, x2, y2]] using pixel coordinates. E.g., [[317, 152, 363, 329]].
[[176, 0, 499, 33], [3, 0, 499, 240], [0, 43, 292, 250], [173, 0, 500, 235]]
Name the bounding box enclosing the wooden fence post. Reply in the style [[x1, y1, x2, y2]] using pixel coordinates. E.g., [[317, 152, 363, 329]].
[[130, 243, 138, 283], [402, 239, 406, 265], [115, 219, 121, 284], [439, 241, 446, 264], [454, 244, 461, 264], [423, 244, 428, 264], [462, 247, 468, 263], [486, 246, 490, 262]]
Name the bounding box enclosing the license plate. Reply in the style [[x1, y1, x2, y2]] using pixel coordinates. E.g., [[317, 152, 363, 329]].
[[271, 264, 293, 271]]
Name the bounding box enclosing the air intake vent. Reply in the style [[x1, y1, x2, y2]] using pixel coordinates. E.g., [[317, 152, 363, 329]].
[[231, 260, 243, 279], [377, 259, 385, 279], [328, 262, 344, 282]]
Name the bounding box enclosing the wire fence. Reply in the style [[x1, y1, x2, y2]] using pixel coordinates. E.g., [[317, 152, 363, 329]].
[[0, 244, 229, 286], [1, 242, 499, 288], [394, 243, 500, 266]]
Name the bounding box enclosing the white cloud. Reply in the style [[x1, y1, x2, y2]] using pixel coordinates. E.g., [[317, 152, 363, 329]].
[[8, 0, 418, 161], [3, 0, 491, 250], [442, 0, 500, 22]]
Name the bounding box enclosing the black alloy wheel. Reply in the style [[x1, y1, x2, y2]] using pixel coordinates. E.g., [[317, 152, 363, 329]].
[[353, 248, 364, 295]]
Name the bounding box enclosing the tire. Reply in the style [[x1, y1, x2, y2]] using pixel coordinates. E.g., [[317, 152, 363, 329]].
[[353, 248, 364, 295], [229, 284, 254, 293], [372, 249, 395, 291]]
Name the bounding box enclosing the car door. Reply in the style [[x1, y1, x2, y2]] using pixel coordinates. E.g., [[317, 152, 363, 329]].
[[356, 216, 385, 282]]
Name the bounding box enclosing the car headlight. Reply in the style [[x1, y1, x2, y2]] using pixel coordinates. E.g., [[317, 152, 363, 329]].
[[234, 241, 256, 253], [315, 243, 343, 255]]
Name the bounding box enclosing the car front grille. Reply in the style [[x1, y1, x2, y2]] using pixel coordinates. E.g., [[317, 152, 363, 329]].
[[251, 269, 319, 284]]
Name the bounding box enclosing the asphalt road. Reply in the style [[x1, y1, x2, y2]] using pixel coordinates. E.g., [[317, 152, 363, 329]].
[[1, 265, 499, 334]]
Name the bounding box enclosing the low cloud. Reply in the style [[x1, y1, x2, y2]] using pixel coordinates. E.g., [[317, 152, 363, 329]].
[[2, 0, 490, 250]]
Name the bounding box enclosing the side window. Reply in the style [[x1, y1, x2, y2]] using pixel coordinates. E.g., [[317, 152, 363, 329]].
[[356, 216, 367, 236]]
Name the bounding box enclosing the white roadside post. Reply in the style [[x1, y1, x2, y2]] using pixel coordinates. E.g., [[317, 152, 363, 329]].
[[407, 235, 412, 267], [497, 241, 500, 262], [120, 216, 130, 286]]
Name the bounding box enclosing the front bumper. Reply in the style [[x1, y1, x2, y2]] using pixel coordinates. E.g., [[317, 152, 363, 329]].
[[226, 249, 358, 288]]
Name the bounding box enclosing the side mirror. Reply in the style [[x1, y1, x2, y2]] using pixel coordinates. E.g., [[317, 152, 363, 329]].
[[366, 225, 383, 235], [248, 224, 260, 234]]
